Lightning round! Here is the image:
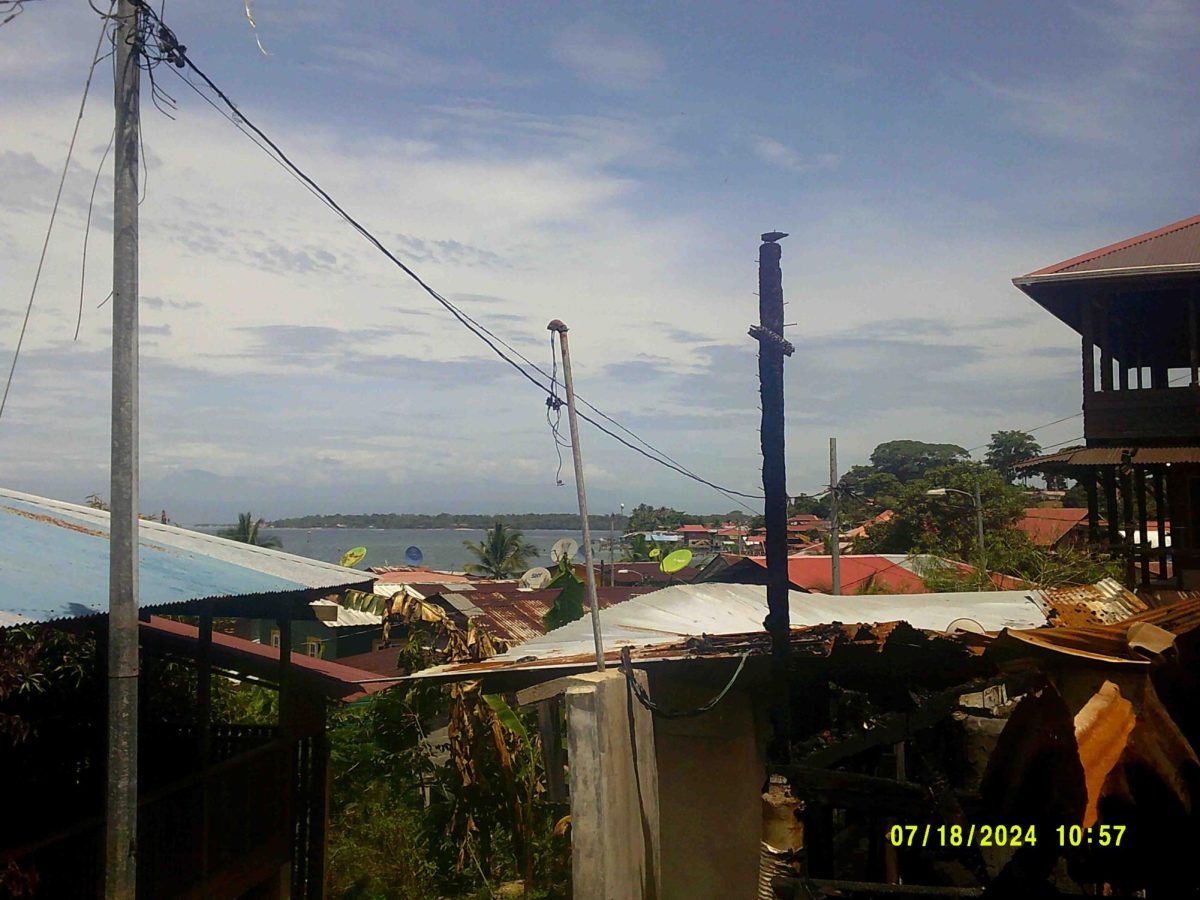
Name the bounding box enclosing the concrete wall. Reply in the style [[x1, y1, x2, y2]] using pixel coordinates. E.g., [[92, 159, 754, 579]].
[[566, 670, 661, 900], [652, 676, 764, 900]]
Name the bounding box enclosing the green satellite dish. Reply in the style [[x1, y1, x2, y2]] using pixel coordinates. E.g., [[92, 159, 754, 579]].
[[660, 549, 693, 574], [340, 546, 367, 568], [649, 547, 661, 559]]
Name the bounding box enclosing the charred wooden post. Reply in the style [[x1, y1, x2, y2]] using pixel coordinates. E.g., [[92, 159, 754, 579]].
[[1098, 299, 1113, 392], [1136, 468, 1151, 586], [751, 230, 794, 763], [1103, 468, 1120, 548], [1154, 467, 1168, 580], [1086, 468, 1100, 545]]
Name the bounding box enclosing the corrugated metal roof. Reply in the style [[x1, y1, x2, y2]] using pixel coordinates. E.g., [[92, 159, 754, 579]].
[[1034, 578, 1149, 627], [411, 582, 1049, 680], [0, 487, 374, 626], [1016, 507, 1090, 547], [1018, 214, 1200, 281], [1017, 447, 1200, 468]]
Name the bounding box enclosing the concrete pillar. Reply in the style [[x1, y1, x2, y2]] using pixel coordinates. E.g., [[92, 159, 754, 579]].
[[567, 670, 661, 900], [652, 679, 764, 899]]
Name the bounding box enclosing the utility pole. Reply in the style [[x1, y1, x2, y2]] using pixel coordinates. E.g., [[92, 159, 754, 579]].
[[108, 1, 141, 896], [548, 320, 605, 671], [973, 479, 986, 579], [750, 231, 793, 758], [829, 437, 840, 595], [609, 511, 615, 587]]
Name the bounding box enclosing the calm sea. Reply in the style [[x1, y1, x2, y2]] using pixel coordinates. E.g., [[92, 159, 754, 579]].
[[195, 526, 614, 573]]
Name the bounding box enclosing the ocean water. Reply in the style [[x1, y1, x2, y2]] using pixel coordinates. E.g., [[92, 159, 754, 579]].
[[204, 526, 616, 573]]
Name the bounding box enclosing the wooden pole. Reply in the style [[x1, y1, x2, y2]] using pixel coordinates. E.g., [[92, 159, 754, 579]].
[[548, 320, 606, 671], [1136, 468, 1150, 587], [107, 2, 141, 894], [751, 231, 793, 760], [1155, 467, 1168, 580]]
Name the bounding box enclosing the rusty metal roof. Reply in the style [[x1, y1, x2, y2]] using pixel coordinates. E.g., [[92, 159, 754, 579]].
[[1033, 578, 1149, 627], [1016, 507, 1090, 548], [1017, 214, 1200, 282], [1017, 446, 1200, 469]]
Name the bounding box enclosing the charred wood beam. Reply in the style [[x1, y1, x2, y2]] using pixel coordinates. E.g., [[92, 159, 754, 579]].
[[774, 765, 935, 817], [773, 877, 982, 898]]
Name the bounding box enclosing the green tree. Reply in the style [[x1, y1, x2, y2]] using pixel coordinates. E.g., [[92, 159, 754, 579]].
[[462, 522, 539, 579], [789, 492, 830, 518], [860, 463, 1024, 565], [626, 503, 701, 532], [985, 430, 1042, 483], [620, 533, 659, 562], [217, 512, 283, 549], [869, 440, 969, 483]]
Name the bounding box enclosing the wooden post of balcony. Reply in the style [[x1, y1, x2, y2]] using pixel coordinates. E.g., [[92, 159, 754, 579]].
[[1136, 468, 1150, 587], [1190, 295, 1199, 388], [1154, 467, 1168, 580], [1098, 299, 1113, 392], [1103, 468, 1120, 548], [1118, 329, 1130, 392], [1081, 299, 1095, 397], [1121, 468, 1136, 587], [1087, 468, 1100, 544]]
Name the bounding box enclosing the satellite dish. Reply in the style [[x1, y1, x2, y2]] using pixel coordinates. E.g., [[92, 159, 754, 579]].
[[649, 547, 661, 558], [550, 538, 579, 563], [340, 546, 367, 568], [520, 566, 553, 589], [946, 617, 986, 635], [660, 549, 693, 574], [404, 545, 424, 565]]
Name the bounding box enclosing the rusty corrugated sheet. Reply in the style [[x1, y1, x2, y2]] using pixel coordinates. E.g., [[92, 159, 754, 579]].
[[1018, 446, 1200, 469], [1036, 578, 1149, 627]]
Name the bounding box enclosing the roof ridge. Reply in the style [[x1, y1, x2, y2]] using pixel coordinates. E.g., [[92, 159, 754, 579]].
[[1024, 213, 1200, 277]]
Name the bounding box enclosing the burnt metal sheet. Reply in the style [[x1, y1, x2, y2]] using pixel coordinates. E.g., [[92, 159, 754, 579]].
[[0, 488, 375, 627], [1035, 578, 1149, 627]]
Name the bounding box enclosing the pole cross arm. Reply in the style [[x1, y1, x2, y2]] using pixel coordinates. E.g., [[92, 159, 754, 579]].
[[748, 324, 795, 356]]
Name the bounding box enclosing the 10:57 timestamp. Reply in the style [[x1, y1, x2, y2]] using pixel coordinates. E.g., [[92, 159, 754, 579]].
[[1057, 824, 1126, 847]]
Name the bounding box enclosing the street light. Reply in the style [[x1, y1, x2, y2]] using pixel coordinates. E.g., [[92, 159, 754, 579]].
[[925, 482, 986, 582]]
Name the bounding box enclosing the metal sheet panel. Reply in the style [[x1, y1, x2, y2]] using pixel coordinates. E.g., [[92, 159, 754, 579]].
[[411, 582, 1050, 679], [0, 487, 375, 625]]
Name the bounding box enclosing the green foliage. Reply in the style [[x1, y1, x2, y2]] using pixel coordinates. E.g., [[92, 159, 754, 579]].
[[620, 533, 659, 562], [626, 503, 705, 532], [859, 463, 1024, 564], [0, 627, 94, 745], [1062, 482, 1088, 508], [789, 492, 830, 518], [869, 440, 969, 483], [542, 562, 585, 631], [217, 512, 283, 549], [462, 522, 539, 579], [985, 430, 1041, 483]]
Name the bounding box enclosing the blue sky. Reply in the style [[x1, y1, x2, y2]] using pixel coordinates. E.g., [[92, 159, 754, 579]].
[[1, 0, 1198, 522]]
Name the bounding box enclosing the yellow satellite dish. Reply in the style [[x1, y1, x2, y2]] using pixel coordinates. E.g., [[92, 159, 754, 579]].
[[660, 549, 693, 574], [340, 547, 367, 568], [649, 547, 661, 558]]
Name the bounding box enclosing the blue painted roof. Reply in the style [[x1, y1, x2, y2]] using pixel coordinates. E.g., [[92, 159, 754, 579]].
[[0, 488, 375, 627]]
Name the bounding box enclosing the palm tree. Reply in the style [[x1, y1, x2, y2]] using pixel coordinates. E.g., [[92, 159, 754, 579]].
[[218, 512, 282, 549], [462, 522, 539, 579]]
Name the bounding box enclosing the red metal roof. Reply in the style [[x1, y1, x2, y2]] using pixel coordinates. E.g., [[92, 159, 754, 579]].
[[1016, 507, 1090, 548], [1023, 214, 1200, 278], [744, 555, 928, 594], [674, 524, 712, 533], [140, 616, 398, 701]]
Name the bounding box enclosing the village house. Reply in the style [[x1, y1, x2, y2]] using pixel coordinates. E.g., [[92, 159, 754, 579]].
[[1014, 214, 1200, 588]]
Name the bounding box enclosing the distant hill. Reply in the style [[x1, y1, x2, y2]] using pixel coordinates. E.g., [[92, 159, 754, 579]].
[[267, 512, 630, 531]]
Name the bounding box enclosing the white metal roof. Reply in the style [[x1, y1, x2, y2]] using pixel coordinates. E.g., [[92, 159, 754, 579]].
[[411, 582, 1049, 679]]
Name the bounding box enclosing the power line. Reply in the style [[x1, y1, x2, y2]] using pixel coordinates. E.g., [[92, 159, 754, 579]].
[[128, 1, 765, 507], [1, 7, 113, 424]]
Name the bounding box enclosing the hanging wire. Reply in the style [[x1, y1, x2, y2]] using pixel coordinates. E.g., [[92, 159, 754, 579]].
[[0, 5, 115, 424]]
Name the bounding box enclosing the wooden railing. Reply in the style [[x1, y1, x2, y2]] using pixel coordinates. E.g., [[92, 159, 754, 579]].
[[1085, 385, 1200, 443]]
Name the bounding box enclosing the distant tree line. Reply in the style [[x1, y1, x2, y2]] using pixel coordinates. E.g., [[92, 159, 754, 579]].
[[268, 512, 631, 531]]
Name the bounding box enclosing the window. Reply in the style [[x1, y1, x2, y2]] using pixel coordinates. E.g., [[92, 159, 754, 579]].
[[270, 628, 281, 649], [305, 638, 325, 659]]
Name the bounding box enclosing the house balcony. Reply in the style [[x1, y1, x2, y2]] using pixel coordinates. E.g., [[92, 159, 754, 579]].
[[1084, 385, 1200, 445]]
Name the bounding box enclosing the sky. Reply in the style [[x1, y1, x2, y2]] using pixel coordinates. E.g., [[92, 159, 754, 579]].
[[1, 0, 1198, 524]]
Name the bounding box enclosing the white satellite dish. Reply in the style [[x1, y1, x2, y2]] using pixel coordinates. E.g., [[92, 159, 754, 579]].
[[520, 566, 553, 590], [946, 617, 986, 635], [550, 538, 579, 563]]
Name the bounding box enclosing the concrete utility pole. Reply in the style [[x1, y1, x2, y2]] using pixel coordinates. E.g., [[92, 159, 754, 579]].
[[548, 320, 605, 671], [108, 0, 141, 896], [750, 231, 793, 756], [829, 437, 841, 595]]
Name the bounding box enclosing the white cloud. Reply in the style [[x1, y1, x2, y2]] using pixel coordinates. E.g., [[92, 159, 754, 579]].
[[751, 137, 839, 173], [551, 23, 666, 92]]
